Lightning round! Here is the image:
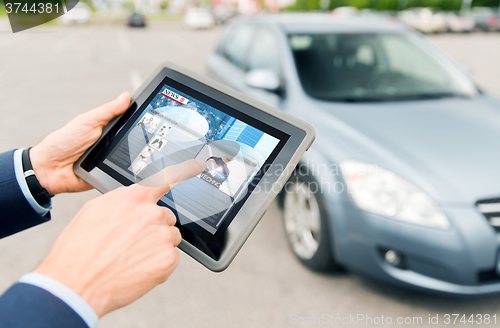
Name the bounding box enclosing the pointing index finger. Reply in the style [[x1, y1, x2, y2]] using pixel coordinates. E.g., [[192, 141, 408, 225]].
[[139, 158, 207, 201]]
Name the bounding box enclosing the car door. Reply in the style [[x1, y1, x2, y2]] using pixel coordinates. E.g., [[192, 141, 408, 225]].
[[239, 27, 283, 109], [207, 24, 283, 108], [207, 24, 256, 90]]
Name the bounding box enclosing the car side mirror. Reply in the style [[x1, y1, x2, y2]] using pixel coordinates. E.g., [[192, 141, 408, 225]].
[[245, 69, 281, 93]]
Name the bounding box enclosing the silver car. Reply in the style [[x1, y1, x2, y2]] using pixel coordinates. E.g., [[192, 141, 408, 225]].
[[207, 13, 500, 295]]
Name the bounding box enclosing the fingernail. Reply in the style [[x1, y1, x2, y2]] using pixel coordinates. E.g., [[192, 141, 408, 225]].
[[117, 92, 128, 102], [195, 158, 206, 167]]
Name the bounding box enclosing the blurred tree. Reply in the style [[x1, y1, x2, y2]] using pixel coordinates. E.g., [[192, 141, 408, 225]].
[[160, 0, 169, 11], [472, 0, 500, 6], [282, 0, 320, 11], [329, 0, 354, 8], [406, 0, 462, 10], [282, 0, 499, 11], [342, 0, 399, 10], [374, 0, 399, 10]]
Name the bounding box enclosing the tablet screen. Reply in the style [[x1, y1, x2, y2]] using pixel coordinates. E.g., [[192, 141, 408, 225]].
[[81, 76, 290, 259]]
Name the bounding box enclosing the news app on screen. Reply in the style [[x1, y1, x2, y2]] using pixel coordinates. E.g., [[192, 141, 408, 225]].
[[102, 84, 280, 234]]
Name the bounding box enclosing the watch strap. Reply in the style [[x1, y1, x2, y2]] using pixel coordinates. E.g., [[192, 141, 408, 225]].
[[21, 148, 52, 206]]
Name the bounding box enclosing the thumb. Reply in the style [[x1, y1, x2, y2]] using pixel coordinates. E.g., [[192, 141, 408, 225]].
[[84, 92, 131, 128], [140, 158, 207, 201]]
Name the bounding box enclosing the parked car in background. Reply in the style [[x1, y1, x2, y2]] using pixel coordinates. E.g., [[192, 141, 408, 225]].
[[398, 8, 448, 33], [467, 7, 499, 32], [444, 12, 474, 33], [330, 6, 358, 17], [60, 2, 92, 25], [126, 12, 146, 28], [213, 5, 237, 24], [207, 13, 500, 295], [358, 9, 398, 22], [183, 7, 216, 29]]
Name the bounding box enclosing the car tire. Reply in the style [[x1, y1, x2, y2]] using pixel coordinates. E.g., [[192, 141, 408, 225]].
[[279, 170, 341, 272]]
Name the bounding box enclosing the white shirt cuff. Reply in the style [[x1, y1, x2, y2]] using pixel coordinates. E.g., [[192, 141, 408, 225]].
[[13, 148, 52, 216], [19, 273, 99, 328]]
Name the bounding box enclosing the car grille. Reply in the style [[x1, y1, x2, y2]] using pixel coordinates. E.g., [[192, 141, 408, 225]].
[[477, 198, 500, 232], [478, 269, 500, 283]]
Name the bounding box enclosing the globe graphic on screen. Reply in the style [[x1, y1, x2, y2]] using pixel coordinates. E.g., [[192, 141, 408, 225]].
[[156, 106, 209, 141]]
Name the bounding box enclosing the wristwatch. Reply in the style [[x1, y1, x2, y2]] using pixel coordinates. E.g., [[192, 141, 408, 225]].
[[21, 148, 52, 206]]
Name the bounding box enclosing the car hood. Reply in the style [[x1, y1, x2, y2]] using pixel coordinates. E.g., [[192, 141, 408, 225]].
[[308, 94, 500, 205]]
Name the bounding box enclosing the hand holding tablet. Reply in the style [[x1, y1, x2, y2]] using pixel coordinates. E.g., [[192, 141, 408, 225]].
[[74, 63, 315, 271], [35, 158, 206, 317]]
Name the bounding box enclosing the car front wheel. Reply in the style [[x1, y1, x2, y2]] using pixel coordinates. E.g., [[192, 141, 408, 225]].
[[282, 173, 339, 271]]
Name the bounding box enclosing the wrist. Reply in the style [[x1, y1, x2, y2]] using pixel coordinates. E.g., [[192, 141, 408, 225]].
[[29, 145, 55, 196], [34, 263, 109, 318]]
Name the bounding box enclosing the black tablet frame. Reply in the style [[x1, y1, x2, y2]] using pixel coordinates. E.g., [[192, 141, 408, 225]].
[[74, 63, 314, 271]]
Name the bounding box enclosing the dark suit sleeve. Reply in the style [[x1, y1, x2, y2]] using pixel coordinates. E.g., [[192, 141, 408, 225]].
[[0, 150, 50, 239], [0, 283, 88, 328], [0, 151, 90, 327]]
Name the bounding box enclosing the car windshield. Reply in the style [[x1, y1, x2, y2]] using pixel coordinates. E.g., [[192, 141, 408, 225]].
[[289, 33, 479, 102]]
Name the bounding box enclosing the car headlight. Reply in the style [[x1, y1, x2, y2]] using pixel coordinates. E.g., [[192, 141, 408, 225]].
[[340, 160, 450, 229]]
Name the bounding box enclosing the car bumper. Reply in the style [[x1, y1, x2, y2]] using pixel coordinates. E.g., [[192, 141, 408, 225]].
[[332, 202, 500, 296]]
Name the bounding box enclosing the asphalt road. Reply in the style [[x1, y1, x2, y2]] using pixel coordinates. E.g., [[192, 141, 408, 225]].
[[1, 20, 500, 328]]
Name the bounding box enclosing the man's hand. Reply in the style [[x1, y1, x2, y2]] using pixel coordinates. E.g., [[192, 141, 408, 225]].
[[34, 158, 206, 318], [30, 92, 131, 196]]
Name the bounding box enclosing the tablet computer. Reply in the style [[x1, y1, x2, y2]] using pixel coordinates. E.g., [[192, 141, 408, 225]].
[[74, 63, 315, 272]]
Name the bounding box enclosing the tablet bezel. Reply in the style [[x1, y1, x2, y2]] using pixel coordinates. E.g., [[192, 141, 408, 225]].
[[74, 63, 315, 272]]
